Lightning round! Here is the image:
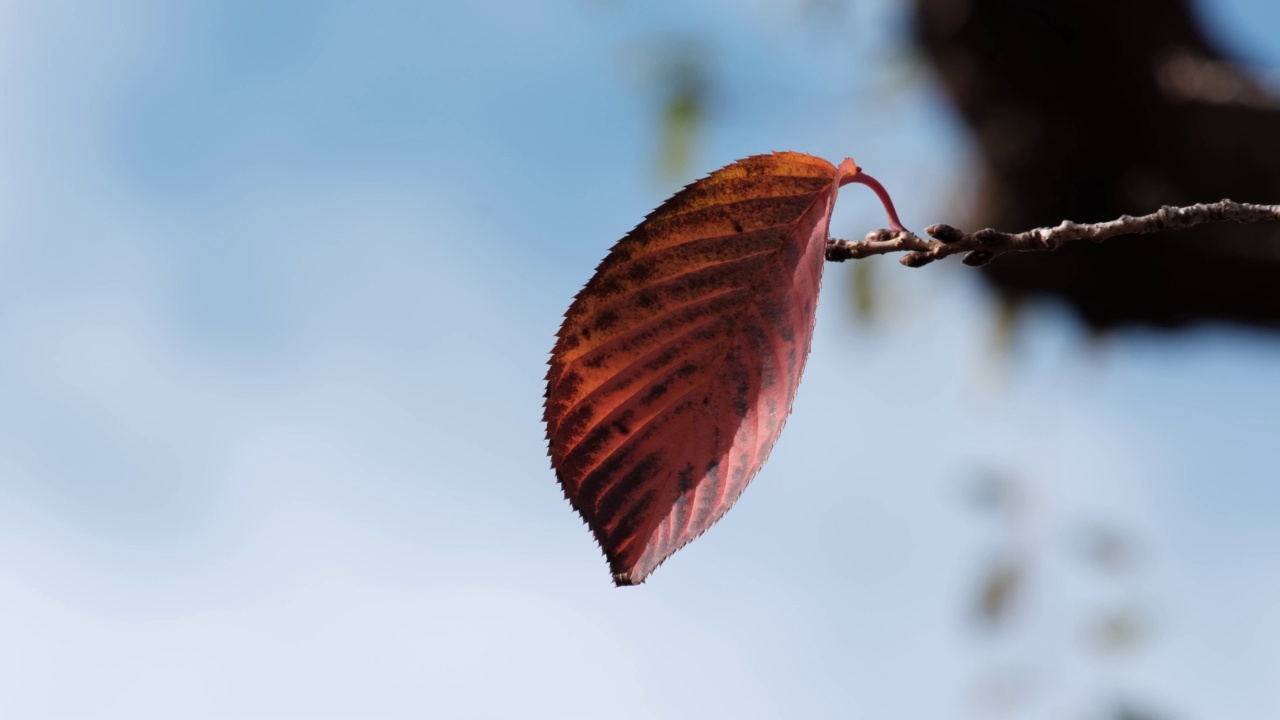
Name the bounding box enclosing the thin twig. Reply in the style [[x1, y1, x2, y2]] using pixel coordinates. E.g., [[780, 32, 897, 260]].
[[825, 199, 1280, 268]]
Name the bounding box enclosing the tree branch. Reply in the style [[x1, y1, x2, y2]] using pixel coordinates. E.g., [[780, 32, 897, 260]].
[[825, 199, 1280, 268]]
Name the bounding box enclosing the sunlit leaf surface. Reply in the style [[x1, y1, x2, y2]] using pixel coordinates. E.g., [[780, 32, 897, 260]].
[[545, 152, 857, 584]]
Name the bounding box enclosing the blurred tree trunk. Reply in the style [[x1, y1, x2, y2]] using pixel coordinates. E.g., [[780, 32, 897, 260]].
[[911, 0, 1280, 329]]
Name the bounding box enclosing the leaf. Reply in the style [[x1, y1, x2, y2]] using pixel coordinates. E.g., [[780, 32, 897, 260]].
[[969, 666, 1032, 715], [545, 152, 861, 585], [849, 253, 879, 322], [1077, 522, 1139, 575], [654, 43, 708, 181], [1089, 608, 1149, 654], [973, 554, 1023, 627]]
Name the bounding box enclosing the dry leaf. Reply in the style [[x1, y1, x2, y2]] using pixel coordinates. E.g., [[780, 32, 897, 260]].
[[545, 152, 872, 584]]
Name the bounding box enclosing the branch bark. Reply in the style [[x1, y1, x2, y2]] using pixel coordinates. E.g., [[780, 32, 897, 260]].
[[909, 0, 1280, 329], [825, 200, 1280, 268]]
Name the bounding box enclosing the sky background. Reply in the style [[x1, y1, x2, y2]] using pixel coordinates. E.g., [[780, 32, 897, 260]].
[[2, 1, 1280, 718]]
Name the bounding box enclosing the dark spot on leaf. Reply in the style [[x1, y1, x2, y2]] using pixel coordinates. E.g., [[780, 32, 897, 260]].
[[626, 261, 655, 283], [756, 296, 783, 324], [565, 422, 616, 475], [595, 454, 661, 527], [731, 380, 750, 419], [621, 454, 661, 492], [594, 275, 621, 296], [559, 372, 584, 398], [641, 382, 668, 405], [678, 463, 697, 492], [605, 487, 657, 547], [732, 219, 744, 233], [554, 404, 594, 445], [595, 310, 621, 332], [578, 445, 636, 507]]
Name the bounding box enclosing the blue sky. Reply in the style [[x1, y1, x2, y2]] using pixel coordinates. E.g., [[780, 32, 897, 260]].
[[2, 1, 1279, 718]]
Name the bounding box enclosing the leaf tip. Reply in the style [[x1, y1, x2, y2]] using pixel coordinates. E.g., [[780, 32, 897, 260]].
[[612, 572, 644, 587]]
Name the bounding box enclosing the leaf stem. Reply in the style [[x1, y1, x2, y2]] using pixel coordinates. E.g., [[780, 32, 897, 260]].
[[841, 170, 907, 234]]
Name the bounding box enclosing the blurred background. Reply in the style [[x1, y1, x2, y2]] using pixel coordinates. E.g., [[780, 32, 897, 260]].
[[2, 0, 1279, 718]]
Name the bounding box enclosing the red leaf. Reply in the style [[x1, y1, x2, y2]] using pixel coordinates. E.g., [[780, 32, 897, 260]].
[[545, 152, 861, 585]]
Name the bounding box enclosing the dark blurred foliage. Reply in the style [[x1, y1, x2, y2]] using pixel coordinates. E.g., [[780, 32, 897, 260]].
[[912, 0, 1280, 331]]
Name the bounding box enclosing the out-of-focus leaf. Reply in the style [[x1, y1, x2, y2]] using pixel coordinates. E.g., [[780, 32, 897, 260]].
[[850, 254, 878, 321], [969, 667, 1032, 715], [799, 0, 851, 22], [1114, 702, 1168, 720], [867, 48, 931, 100], [990, 294, 1024, 359], [1090, 608, 1149, 654], [1078, 522, 1139, 575], [966, 467, 1022, 516], [973, 554, 1024, 626], [659, 76, 702, 179], [546, 153, 865, 585], [651, 43, 709, 181]]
